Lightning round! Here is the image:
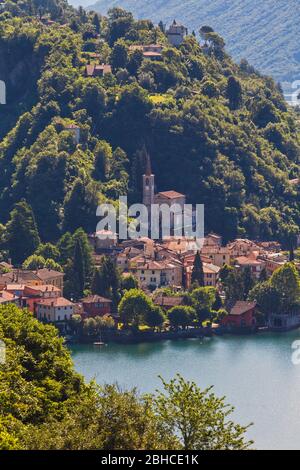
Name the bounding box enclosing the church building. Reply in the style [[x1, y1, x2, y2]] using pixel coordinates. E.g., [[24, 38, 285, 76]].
[[142, 151, 186, 236]]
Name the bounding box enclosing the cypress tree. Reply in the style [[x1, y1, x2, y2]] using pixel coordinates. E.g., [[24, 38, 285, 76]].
[[191, 251, 205, 287], [72, 239, 85, 300]]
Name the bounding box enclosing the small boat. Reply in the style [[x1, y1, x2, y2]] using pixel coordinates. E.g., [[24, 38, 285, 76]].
[[93, 330, 106, 347]]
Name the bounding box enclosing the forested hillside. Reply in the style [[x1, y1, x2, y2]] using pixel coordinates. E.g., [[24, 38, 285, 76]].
[[0, 1, 299, 255], [88, 0, 300, 84]]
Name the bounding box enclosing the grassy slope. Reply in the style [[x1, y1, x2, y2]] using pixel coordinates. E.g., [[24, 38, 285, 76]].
[[87, 0, 300, 84]]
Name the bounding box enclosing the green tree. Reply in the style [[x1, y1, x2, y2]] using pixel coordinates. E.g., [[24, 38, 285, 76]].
[[63, 178, 99, 234], [168, 306, 195, 330], [121, 273, 139, 292], [69, 238, 85, 300], [6, 201, 40, 265], [23, 255, 46, 270], [249, 281, 282, 316], [191, 251, 205, 287], [110, 40, 128, 71], [154, 375, 252, 450], [145, 306, 165, 330], [35, 243, 60, 262], [92, 13, 101, 34], [118, 289, 152, 327], [191, 287, 216, 323], [270, 262, 300, 309], [226, 76, 243, 110], [242, 266, 255, 300]]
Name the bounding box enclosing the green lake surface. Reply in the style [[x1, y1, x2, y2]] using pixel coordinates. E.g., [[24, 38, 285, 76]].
[[70, 330, 300, 450]]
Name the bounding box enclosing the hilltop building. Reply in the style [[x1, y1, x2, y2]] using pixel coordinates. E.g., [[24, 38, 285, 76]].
[[166, 20, 188, 46]]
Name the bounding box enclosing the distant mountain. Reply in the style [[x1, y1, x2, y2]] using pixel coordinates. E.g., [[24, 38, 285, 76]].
[[86, 0, 300, 85]]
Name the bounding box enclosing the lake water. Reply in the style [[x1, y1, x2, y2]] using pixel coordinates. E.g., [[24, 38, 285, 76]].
[[71, 330, 300, 450]]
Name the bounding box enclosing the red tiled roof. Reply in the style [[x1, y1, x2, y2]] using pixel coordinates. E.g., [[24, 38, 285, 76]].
[[37, 269, 64, 280], [25, 285, 61, 293], [228, 301, 257, 316], [0, 291, 18, 304], [36, 297, 74, 307], [143, 51, 162, 57], [154, 296, 184, 307], [157, 190, 185, 199], [82, 295, 112, 304]]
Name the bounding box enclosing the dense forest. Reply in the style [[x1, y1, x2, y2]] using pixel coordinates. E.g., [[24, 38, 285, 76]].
[[0, 0, 299, 256], [89, 0, 300, 84]]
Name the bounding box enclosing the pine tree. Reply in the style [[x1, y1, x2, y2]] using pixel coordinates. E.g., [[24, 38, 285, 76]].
[[6, 200, 40, 265], [92, 13, 101, 34], [226, 76, 243, 110], [91, 268, 105, 296], [191, 251, 205, 287]]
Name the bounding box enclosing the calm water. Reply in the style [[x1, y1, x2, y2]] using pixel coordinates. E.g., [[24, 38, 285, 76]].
[[71, 331, 300, 450]]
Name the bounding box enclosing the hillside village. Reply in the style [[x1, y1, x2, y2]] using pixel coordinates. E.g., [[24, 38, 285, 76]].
[[0, 224, 299, 338], [0, 5, 299, 342]]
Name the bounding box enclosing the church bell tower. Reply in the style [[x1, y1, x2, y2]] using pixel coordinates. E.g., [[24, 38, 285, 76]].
[[142, 149, 155, 213]]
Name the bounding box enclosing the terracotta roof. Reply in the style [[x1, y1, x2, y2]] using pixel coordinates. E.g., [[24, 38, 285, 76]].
[[143, 51, 162, 57], [82, 295, 112, 304], [157, 190, 185, 199], [25, 285, 61, 293], [37, 269, 64, 280], [235, 256, 264, 266], [154, 296, 184, 307], [0, 291, 18, 304], [36, 297, 74, 307], [227, 301, 257, 316], [5, 284, 25, 291], [9, 270, 41, 282]]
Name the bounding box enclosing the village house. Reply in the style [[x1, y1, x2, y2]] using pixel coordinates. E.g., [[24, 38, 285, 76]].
[[89, 230, 118, 254], [36, 297, 74, 324], [161, 236, 200, 255], [227, 239, 261, 258], [2, 270, 43, 287], [235, 254, 265, 279], [22, 285, 61, 314], [200, 245, 231, 267], [129, 44, 163, 61], [203, 233, 223, 247], [166, 20, 188, 46], [81, 295, 112, 318], [129, 254, 183, 290], [183, 253, 220, 288], [221, 301, 257, 330], [0, 290, 20, 306], [259, 252, 288, 277], [85, 64, 112, 77], [36, 268, 64, 291]]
